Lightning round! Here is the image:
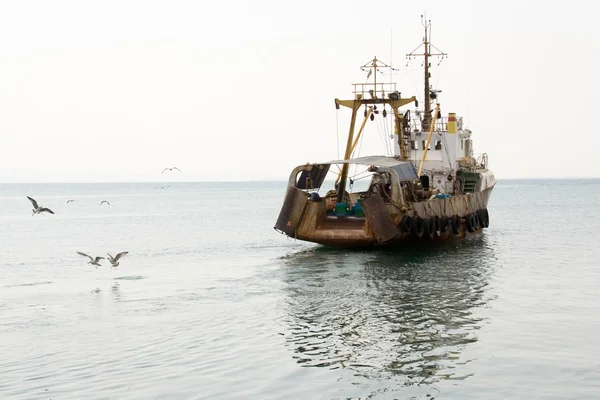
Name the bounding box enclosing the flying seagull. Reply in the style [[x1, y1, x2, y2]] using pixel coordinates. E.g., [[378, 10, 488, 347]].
[[161, 167, 180, 174], [77, 251, 104, 268], [100, 200, 110, 205], [27, 196, 54, 216], [107, 251, 129, 268], [67, 199, 75, 204]]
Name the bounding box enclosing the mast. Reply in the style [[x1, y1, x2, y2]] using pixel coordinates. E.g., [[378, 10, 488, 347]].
[[335, 57, 417, 204], [423, 22, 431, 131], [336, 104, 360, 204], [406, 16, 446, 132], [336, 57, 380, 204]]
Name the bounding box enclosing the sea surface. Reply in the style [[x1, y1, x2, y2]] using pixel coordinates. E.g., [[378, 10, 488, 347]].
[[1, 179, 599, 399]]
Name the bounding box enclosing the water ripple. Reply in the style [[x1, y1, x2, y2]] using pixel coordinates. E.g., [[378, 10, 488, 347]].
[[113, 275, 146, 281], [278, 237, 497, 391], [4, 281, 54, 288]]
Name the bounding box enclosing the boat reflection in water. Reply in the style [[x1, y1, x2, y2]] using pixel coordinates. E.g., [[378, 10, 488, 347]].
[[279, 237, 496, 388]]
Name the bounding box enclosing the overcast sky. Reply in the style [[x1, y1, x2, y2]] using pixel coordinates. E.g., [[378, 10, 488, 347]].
[[0, 0, 598, 182]]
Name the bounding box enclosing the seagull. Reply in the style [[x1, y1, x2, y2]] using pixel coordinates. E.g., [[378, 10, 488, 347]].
[[107, 251, 129, 268], [67, 199, 75, 204], [27, 196, 54, 216], [161, 167, 180, 174], [100, 200, 110, 205], [77, 252, 104, 268]]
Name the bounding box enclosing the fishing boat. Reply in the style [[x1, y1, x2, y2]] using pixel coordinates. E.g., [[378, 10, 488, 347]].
[[274, 18, 495, 249]]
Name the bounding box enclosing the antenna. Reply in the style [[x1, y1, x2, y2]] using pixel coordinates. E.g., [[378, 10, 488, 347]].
[[406, 15, 447, 132], [390, 28, 393, 83], [359, 57, 393, 99], [390, 28, 394, 101]]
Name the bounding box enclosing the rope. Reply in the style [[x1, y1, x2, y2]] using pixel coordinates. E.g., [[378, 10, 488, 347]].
[[351, 171, 372, 181], [449, 197, 457, 215], [351, 127, 367, 182], [427, 202, 437, 217], [407, 182, 418, 204], [420, 200, 430, 217], [463, 195, 473, 214], [381, 186, 404, 209], [373, 112, 390, 156]]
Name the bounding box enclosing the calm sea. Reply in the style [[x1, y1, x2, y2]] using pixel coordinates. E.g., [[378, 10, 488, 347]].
[[1, 179, 599, 399]]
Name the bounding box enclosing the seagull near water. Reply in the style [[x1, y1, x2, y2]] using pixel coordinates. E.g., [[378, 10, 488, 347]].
[[100, 200, 110, 205], [107, 251, 129, 268], [27, 196, 54, 216], [161, 167, 180, 174], [67, 199, 75, 204], [77, 252, 104, 268]]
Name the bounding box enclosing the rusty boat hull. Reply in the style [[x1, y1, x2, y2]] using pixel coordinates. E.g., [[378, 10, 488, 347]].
[[275, 177, 494, 249]]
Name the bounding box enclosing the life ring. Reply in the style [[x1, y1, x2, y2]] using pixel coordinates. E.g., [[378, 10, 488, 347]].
[[440, 216, 449, 233], [423, 218, 435, 240], [411, 216, 424, 238], [432, 216, 441, 236], [466, 213, 477, 232], [481, 208, 490, 228], [450, 215, 460, 235], [400, 215, 413, 233]]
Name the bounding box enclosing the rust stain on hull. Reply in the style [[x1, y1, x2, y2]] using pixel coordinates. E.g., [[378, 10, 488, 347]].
[[296, 218, 484, 249], [276, 187, 494, 250]]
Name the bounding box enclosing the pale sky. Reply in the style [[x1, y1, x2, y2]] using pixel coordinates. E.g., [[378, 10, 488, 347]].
[[0, 0, 598, 182]]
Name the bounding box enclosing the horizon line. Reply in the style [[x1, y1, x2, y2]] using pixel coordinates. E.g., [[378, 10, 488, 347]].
[[1, 177, 600, 184]]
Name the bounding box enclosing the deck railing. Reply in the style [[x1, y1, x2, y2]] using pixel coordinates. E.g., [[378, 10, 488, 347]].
[[409, 115, 465, 133], [352, 82, 398, 100], [459, 153, 488, 170]]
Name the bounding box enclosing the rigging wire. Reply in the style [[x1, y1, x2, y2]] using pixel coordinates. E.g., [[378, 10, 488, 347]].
[[381, 110, 390, 157], [351, 170, 372, 181], [403, 60, 423, 112], [384, 113, 392, 156], [335, 108, 340, 159], [375, 117, 387, 156], [373, 108, 391, 156], [381, 73, 393, 156], [440, 131, 454, 172], [351, 123, 367, 183]]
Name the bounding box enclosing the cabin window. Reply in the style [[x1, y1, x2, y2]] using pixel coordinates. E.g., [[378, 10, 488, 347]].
[[434, 140, 442, 150], [411, 140, 417, 150], [421, 140, 430, 150]]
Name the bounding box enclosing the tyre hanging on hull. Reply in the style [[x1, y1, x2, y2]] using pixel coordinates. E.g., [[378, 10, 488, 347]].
[[423, 218, 435, 240], [400, 215, 413, 233], [466, 213, 477, 232], [440, 215, 449, 233], [432, 216, 441, 236], [473, 212, 481, 230], [481, 208, 490, 228], [450, 215, 460, 235], [411, 216, 425, 238]]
